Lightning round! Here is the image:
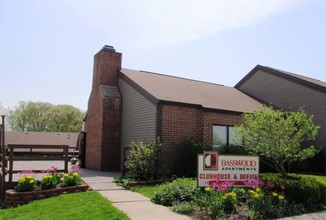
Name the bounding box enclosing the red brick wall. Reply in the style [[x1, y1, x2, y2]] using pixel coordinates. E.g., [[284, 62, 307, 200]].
[[160, 104, 203, 173], [160, 103, 243, 173], [85, 47, 122, 171]]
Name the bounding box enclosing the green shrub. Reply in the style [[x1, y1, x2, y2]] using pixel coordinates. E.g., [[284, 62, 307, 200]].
[[170, 202, 194, 215], [125, 138, 163, 180], [152, 178, 197, 206], [182, 140, 211, 176], [260, 173, 324, 204], [317, 181, 326, 204]]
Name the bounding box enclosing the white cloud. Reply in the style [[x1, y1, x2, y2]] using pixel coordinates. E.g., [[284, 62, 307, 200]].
[[66, 0, 310, 49]]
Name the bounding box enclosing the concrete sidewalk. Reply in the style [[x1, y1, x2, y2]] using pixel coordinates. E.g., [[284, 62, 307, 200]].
[[99, 190, 190, 220], [280, 211, 326, 220], [81, 168, 190, 220]]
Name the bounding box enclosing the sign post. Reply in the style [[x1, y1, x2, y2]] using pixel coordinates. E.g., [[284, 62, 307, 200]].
[[198, 151, 259, 187]]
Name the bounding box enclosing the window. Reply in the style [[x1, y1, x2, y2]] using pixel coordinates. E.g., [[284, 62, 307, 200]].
[[212, 125, 241, 149]]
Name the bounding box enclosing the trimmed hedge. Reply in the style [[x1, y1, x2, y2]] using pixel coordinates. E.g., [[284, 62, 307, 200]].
[[318, 181, 326, 204], [260, 173, 326, 204]]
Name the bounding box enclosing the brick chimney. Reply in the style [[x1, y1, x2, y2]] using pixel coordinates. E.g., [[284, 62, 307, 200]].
[[85, 45, 122, 171]]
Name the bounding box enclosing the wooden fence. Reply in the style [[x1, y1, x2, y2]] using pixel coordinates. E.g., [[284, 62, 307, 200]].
[[6, 144, 70, 183], [0, 124, 6, 202], [0, 144, 79, 203], [0, 144, 6, 202]]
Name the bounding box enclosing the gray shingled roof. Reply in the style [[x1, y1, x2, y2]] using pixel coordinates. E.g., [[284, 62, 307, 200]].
[[5, 131, 79, 147], [121, 68, 261, 113]]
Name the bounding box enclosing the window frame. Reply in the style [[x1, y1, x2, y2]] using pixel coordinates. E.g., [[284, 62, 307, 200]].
[[212, 124, 240, 147]]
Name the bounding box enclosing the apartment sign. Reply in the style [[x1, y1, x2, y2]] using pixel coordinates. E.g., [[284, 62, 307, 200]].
[[197, 151, 259, 187]]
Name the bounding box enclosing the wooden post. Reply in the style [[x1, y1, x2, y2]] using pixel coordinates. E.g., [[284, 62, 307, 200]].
[[9, 146, 13, 183], [64, 145, 68, 173], [0, 120, 4, 201]]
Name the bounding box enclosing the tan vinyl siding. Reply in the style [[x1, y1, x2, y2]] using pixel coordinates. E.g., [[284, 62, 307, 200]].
[[119, 77, 157, 152], [238, 70, 326, 147]]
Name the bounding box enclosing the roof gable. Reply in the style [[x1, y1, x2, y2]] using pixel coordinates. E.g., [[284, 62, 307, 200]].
[[235, 65, 326, 94], [120, 68, 261, 113]]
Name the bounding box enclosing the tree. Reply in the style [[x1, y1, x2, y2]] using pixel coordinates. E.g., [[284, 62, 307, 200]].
[[235, 106, 319, 178], [26, 101, 53, 131], [46, 105, 84, 132], [8, 101, 85, 132], [8, 101, 28, 131], [8, 101, 53, 131]]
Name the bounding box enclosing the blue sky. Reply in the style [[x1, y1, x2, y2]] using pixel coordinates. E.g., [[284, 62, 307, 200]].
[[1, 0, 325, 111]]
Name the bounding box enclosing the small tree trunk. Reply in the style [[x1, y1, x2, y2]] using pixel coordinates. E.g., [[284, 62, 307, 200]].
[[278, 161, 288, 178]]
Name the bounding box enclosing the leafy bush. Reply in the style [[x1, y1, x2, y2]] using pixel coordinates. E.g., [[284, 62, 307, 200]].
[[318, 182, 326, 204], [170, 202, 194, 215], [261, 173, 325, 204], [235, 106, 319, 178], [152, 178, 197, 206], [182, 140, 211, 176], [125, 138, 163, 180]]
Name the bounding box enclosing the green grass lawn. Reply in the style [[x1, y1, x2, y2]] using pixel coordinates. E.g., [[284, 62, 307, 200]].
[[0, 191, 130, 220], [129, 184, 161, 199]]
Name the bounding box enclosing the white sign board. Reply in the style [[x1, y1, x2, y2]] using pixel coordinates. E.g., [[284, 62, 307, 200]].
[[197, 151, 259, 187]]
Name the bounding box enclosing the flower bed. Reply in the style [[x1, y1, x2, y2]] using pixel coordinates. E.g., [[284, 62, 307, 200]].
[[4, 182, 90, 208], [149, 175, 326, 219], [152, 177, 296, 219], [4, 165, 91, 208]]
